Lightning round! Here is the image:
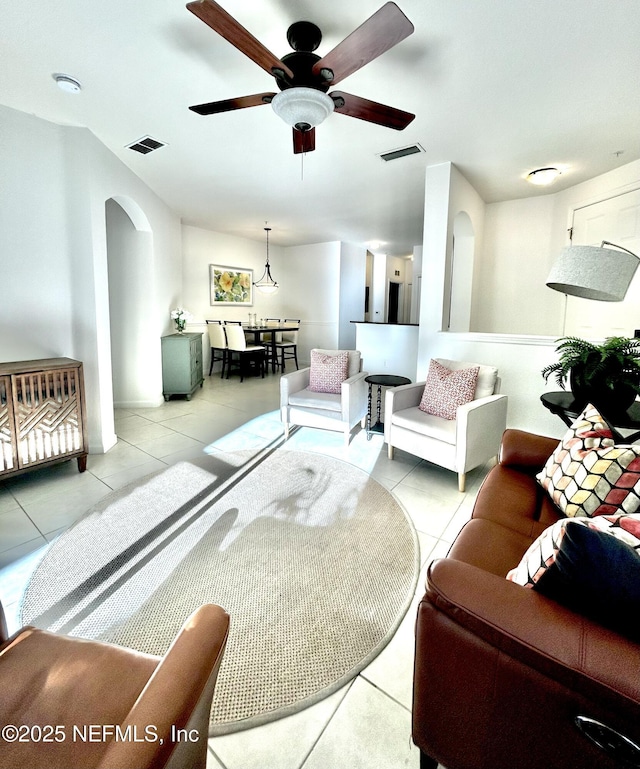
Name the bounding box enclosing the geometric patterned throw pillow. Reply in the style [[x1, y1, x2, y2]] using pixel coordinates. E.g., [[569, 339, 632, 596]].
[[506, 514, 640, 640], [536, 403, 640, 517], [506, 513, 640, 587], [506, 517, 572, 586], [418, 359, 480, 420], [308, 349, 350, 394]]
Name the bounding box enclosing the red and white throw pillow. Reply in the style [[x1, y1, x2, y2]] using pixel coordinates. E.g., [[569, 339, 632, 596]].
[[418, 359, 480, 420], [537, 403, 640, 517], [309, 350, 350, 394]]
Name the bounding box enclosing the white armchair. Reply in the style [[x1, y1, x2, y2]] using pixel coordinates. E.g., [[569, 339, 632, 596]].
[[384, 358, 508, 491], [280, 349, 368, 446]]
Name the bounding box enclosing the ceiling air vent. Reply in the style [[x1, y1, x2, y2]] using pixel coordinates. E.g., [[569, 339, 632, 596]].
[[126, 136, 167, 154], [378, 143, 424, 162]]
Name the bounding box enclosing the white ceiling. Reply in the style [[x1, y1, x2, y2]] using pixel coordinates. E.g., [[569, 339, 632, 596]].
[[2, 0, 639, 255]]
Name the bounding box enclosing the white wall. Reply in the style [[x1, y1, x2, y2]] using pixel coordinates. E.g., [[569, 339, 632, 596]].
[[281, 242, 341, 360], [181, 225, 280, 326], [0, 107, 74, 362], [106, 199, 157, 408], [410, 246, 423, 324], [449, 212, 474, 332], [419, 162, 559, 435], [182, 226, 343, 368], [475, 195, 563, 334], [418, 158, 640, 439], [1, 105, 182, 451], [475, 158, 640, 334], [338, 243, 367, 349], [354, 323, 419, 381]]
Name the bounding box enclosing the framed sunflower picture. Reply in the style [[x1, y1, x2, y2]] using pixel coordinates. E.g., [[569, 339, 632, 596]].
[[210, 264, 253, 306]]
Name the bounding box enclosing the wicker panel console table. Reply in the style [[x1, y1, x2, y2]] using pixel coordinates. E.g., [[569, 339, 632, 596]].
[[0, 358, 88, 479]]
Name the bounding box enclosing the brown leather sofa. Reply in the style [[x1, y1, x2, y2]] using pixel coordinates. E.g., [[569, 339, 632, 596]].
[[0, 601, 229, 769], [412, 429, 640, 769]]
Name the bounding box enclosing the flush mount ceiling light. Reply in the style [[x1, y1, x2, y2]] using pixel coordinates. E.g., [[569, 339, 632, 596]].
[[270, 87, 335, 132], [526, 167, 561, 186], [546, 241, 640, 301], [253, 225, 279, 295], [53, 74, 82, 93]]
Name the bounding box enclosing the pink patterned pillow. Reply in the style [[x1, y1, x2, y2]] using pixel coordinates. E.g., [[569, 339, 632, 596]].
[[419, 359, 480, 420], [309, 350, 350, 394]]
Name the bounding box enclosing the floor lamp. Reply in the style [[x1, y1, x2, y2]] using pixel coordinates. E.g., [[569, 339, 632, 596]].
[[546, 241, 640, 302]]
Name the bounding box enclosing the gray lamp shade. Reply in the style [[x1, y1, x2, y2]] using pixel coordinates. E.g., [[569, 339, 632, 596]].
[[546, 244, 640, 302]]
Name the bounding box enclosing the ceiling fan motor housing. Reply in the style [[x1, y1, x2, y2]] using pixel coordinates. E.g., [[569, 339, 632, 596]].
[[286, 21, 322, 52], [276, 51, 328, 91]]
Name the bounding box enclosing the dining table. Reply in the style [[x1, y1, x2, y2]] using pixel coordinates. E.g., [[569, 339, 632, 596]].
[[243, 323, 299, 373]]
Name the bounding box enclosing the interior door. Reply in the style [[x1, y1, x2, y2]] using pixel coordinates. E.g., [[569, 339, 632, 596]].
[[565, 188, 640, 338], [388, 282, 400, 323]]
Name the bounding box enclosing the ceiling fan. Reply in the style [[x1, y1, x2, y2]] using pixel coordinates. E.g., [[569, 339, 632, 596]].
[[186, 0, 415, 153]]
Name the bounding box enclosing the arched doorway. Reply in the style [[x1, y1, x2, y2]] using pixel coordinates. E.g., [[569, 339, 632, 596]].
[[448, 211, 475, 332], [105, 197, 155, 408]]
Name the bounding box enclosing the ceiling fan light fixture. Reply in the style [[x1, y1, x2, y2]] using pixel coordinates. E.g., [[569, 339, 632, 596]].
[[271, 87, 334, 130]]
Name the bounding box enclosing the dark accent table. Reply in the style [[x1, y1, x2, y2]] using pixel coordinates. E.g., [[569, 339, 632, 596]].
[[244, 324, 299, 373], [365, 374, 412, 440], [541, 391, 640, 443]]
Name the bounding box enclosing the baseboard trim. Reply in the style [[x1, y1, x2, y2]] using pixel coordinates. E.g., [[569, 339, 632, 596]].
[[114, 398, 165, 409], [89, 432, 117, 455]]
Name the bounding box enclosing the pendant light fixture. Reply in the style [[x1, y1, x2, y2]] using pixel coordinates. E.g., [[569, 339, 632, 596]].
[[254, 224, 279, 295]]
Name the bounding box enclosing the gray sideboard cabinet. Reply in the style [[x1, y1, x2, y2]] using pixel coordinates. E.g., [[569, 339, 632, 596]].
[[161, 333, 204, 401]]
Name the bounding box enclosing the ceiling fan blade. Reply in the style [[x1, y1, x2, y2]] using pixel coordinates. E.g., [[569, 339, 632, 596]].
[[312, 2, 413, 85], [293, 127, 315, 154], [189, 92, 275, 115], [186, 0, 294, 80], [331, 91, 415, 130]]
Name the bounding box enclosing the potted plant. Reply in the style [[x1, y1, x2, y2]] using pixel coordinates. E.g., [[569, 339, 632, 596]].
[[542, 336, 640, 415]]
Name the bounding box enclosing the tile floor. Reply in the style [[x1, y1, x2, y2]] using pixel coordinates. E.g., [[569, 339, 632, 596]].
[[0, 368, 491, 769]]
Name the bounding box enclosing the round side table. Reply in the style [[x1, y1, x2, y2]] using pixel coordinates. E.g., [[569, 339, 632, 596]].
[[365, 374, 412, 440], [541, 391, 640, 443]]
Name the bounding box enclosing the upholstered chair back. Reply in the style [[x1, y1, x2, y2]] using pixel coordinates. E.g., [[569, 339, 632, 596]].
[[225, 324, 249, 351], [208, 322, 227, 349], [435, 358, 500, 399]]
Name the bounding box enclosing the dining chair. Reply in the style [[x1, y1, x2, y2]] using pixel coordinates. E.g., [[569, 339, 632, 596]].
[[206, 320, 228, 378], [263, 319, 282, 371], [275, 319, 300, 372], [224, 323, 265, 382]]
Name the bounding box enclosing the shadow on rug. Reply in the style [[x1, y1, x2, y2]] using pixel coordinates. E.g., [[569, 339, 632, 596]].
[[21, 447, 419, 735]]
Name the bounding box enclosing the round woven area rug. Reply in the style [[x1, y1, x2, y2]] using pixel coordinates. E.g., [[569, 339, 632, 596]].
[[20, 448, 419, 735]]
